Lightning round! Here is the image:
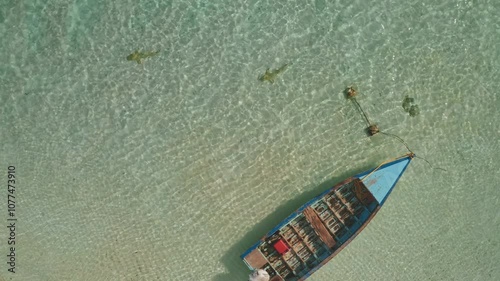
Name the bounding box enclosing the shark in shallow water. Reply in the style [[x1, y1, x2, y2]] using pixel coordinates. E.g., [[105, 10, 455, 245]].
[[258, 63, 291, 83], [126, 50, 160, 64]]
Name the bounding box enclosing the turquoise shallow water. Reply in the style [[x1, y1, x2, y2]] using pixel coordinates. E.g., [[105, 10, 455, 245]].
[[1, 0, 499, 280]]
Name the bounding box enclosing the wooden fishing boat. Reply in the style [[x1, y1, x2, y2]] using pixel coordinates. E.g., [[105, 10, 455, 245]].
[[242, 154, 414, 281]]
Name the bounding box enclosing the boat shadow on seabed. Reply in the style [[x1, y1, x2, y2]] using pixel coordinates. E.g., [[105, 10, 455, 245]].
[[211, 164, 375, 281]]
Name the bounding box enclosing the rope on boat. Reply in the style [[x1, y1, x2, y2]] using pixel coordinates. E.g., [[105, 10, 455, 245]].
[[379, 132, 447, 172], [360, 153, 414, 181], [345, 86, 447, 172]]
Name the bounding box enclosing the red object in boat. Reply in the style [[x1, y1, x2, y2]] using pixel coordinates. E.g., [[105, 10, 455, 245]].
[[273, 239, 289, 254]]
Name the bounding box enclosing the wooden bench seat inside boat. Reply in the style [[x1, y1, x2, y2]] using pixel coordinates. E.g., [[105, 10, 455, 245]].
[[245, 248, 268, 269], [303, 207, 336, 248]]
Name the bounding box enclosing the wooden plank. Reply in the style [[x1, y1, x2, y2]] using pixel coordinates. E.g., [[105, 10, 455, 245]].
[[244, 248, 268, 269], [354, 178, 376, 205], [270, 276, 284, 281], [303, 207, 336, 249]]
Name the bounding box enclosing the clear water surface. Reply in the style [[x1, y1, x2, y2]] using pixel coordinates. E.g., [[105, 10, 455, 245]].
[[1, 0, 499, 280]]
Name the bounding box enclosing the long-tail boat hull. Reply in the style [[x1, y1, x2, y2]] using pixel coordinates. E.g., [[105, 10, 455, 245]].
[[242, 154, 414, 281]]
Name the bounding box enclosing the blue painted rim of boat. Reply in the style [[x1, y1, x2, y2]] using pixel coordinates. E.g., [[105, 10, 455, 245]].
[[378, 157, 412, 206], [354, 154, 413, 179], [357, 155, 413, 206]]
